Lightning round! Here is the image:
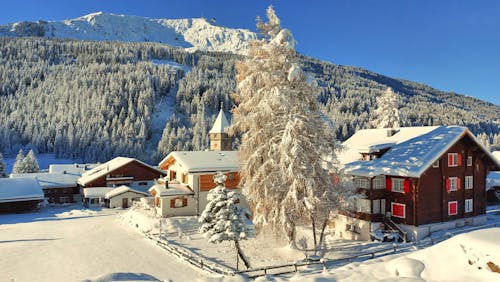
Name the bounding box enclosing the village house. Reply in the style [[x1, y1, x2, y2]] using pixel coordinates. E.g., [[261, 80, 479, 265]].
[[9, 163, 98, 204], [78, 157, 165, 207], [0, 178, 44, 213], [337, 126, 500, 241], [153, 108, 243, 217]]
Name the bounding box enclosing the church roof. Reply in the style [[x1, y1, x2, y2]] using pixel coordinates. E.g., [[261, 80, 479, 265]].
[[209, 108, 230, 134]]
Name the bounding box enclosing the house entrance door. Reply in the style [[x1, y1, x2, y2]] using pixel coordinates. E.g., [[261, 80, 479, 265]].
[[122, 198, 128, 208]]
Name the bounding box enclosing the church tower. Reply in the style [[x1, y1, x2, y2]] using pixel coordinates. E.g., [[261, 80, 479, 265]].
[[209, 107, 232, 151]]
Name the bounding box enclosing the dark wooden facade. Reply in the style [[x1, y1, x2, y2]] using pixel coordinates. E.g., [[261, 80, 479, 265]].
[[0, 200, 41, 213], [44, 187, 80, 203], [83, 160, 165, 187], [351, 134, 498, 227]]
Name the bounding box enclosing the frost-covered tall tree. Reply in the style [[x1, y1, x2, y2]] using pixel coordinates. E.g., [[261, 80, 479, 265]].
[[0, 153, 6, 178], [24, 149, 40, 173], [372, 87, 401, 128], [230, 6, 350, 245], [199, 172, 253, 269], [11, 149, 25, 174]]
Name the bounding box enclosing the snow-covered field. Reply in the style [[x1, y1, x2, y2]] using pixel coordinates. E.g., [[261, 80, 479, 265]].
[[1, 204, 499, 281], [0, 205, 209, 281]]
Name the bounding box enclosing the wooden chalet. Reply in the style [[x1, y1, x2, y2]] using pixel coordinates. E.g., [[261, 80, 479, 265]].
[[77, 157, 166, 188], [338, 126, 500, 241]]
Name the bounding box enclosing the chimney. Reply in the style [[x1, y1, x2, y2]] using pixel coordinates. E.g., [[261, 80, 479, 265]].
[[63, 170, 67, 174], [386, 129, 397, 137]]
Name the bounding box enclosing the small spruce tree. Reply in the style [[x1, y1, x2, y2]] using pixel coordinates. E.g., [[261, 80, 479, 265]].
[[24, 149, 40, 173], [199, 172, 253, 269], [0, 153, 6, 177], [372, 87, 401, 129], [11, 149, 25, 174]]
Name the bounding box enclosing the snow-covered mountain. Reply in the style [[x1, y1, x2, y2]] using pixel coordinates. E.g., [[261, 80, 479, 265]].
[[0, 12, 257, 54]]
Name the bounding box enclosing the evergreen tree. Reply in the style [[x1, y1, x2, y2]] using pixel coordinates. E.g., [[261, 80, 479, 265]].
[[0, 153, 6, 177], [11, 149, 25, 174], [24, 149, 40, 173], [230, 6, 353, 245], [199, 172, 253, 269], [372, 87, 401, 129]]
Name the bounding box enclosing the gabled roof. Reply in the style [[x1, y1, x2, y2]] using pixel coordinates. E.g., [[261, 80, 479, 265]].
[[209, 108, 230, 134], [149, 180, 194, 197], [339, 126, 439, 164], [158, 151, 239, 173], [10, 172, 78, 189], [343, 126, 500, 178], [82, 187, 115, 198], [78, 157, 164, 186], [105, 185, 149, 199], [0, 178, 44, 203]]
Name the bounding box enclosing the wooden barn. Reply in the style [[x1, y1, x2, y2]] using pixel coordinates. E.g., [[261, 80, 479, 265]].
[[0, 178, 44, 213], [338, 126, 500, 241], [77, 157, 166, 188]]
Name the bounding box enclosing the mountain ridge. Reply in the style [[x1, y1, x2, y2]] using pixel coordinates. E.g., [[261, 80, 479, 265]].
[[0, 12, 257, 54]]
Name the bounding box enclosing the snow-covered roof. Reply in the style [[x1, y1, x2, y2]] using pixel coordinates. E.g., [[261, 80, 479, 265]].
[[78, 157, 164, 186], [209, 108, 230, 134], [344, 126, 500, 178], [339, 126, 439, 164], [492, 151, 500, 162], [105, 185, 149, 199], [159, 151, 239, 173], [10, 172, 78, 189], [0, 178, 44, 203], [82, 187, 115, 198], [149, 181, 194, 197], [49, 163, 100, 175], [487, 172, 500, 190]]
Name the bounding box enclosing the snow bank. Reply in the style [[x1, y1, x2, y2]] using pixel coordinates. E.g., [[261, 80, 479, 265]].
[[55, 209, 98, 218], [292, 228, 500, 281]]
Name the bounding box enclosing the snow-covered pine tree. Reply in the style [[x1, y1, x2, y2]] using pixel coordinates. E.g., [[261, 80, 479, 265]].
[[198, 172, 253, 269], [229, 6, 352, 246], [372, 87, 401, 129], [24, 149, 40, 173], [11, 149, 25, 174], [0, 153, 6, 177]]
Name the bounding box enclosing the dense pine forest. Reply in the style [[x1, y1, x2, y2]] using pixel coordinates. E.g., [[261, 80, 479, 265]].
[[0, 37, 499, 163]]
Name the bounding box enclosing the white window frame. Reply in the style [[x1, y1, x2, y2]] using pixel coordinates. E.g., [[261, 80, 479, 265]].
[[373, 175, 386, 190], [355, 198, 371, 213], [448, 153, 458, 167], [467, 156, 473, 167], [448, 201, 458, 216], [174, 198, 185, 208], [392, 178, 405, 193], [465, 199, 473, 213], [353, 177, 370, 189], [432, 160, 439, 168], [449, 177, 458, 191], [465, 175, 473, 189], [391, 202, 406, 219]]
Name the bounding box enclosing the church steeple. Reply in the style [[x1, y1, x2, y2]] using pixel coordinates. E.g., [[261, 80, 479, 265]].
[[209, 104, 232, 151]]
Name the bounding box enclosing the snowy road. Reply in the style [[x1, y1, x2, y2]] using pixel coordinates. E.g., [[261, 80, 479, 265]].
[[0, 206, 209, 282]]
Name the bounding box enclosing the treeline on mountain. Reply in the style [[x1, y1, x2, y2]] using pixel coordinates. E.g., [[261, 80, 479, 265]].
[[0, 37, 498, 164]]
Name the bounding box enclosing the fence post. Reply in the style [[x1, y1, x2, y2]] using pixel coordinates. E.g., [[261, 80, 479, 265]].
[[200, 259, 203, 269], [294, 264, 298, 272], [393, 243, 397, 253]]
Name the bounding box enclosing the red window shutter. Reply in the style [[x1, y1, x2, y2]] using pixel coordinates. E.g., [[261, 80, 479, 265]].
[[449, 202, 457, 215], [182, 198, 188, 207], [392, 203, 405, 218], [403, 179, 410, 193], [386, 178, 392, 191], [458, 154, 462, 166], [448, 154, 453, 167], [170, 199, 175, 208], [446, 178, 450, 192], [457, 178, 461, 190]]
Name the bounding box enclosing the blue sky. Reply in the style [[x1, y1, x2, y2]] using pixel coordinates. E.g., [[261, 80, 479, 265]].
[[1, 0, 499, 105]]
